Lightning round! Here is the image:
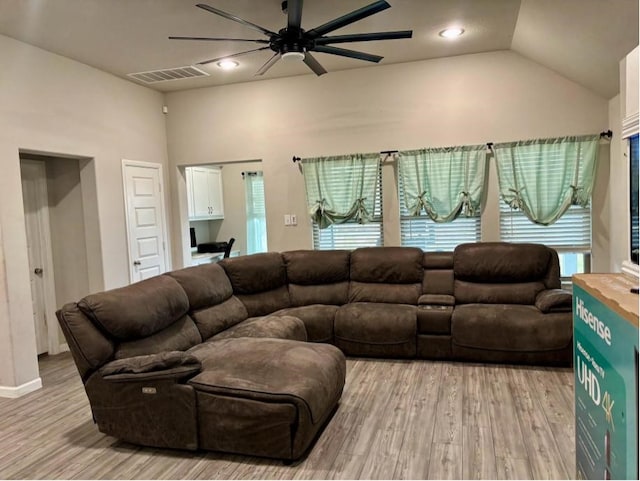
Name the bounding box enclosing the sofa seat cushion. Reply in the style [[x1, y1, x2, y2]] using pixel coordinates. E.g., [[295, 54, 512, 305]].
[[189, 316, 306, 350], [452, 304, 572, 352], [189, 338, 345, 424], [334, 303, 416, 357], [188, 338, 346, 460], [272, 305, 338, 343]]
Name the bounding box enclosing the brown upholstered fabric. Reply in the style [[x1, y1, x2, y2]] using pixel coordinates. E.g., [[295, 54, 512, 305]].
[[452, 343, 572, 366], [78, 275, 189, 340], [334, 303, 416, 357], [422, 269, 455, 296], [197, 315, 307, 344], [452, 304, 572, 351], [289, 282, 349, 306], [350, 247, 423, 283], [189, 337, 346, 459], [541, 249, 562, 289], [56, 303, 115, 380], [85, 372, 199, 450], [423, 252, 454, 269], [417, 334, 452, 359], [113, 315, 202, 360], [454, 242, 551, 282], [100, 351, 201, 381], [418, 294, 455, 306], [348, 281, 421, 304], [417, 305, 453, 334], [454, 279, 545, 305], [191, 296, 248, 340], [220, 252, 287, 295], [535, 289, 572, 312], [190, 338, 344, 425], [167, 263, 233, 309], [283, 250, 350, 284], [272, 305, 338, 342], [196, 391, 298, 459], [236, 286, 291, 317]]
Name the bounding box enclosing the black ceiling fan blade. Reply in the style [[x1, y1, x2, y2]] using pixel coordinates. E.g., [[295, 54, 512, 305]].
[[303, 52, 327, 76], [196, 4, 277, 37], [313, 45, 383, 63], [287, 0, 303, 31], [169, 36, 269, 44], [314, 30, 412, 45], [307, 0, 390, 38], [197, 46, 270, 65], [255, 52, 282, 76]]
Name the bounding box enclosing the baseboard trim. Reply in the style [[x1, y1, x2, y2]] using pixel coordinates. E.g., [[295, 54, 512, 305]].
[[0, 377, 43, 398]]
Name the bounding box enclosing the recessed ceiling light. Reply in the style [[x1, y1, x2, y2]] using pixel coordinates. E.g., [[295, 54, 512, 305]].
[[439, 27, 465, 39], [216, 59, 239, 70]]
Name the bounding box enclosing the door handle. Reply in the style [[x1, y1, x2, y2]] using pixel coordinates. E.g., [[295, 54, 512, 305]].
[[133, 260, 141, 266], [34, 267, 43, 275]]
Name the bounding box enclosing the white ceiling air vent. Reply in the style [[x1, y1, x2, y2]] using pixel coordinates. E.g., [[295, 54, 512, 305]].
[[127, 65, 210, 84]]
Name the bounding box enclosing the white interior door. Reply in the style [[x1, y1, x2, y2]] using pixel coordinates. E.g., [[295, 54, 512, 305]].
[[20, 160, 58, 355], [122, 161, 169, 283]]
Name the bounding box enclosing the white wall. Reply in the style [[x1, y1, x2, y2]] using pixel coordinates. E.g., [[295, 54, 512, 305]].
[[0, 34, 169, 392], [165, 50, 609, 263], [609, 46, 639, 272]]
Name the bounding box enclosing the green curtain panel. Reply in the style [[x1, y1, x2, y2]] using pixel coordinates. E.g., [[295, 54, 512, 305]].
[[494, 135, 599, 226], [398, 145, 488, 222], [302, 153, 380, 229]]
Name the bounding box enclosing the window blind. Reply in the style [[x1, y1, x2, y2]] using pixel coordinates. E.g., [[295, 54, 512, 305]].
[[398, 172, 480, 251], [312, 162, 383, 250], [499, 201, 591, 251], [244, 171, 267, 254]]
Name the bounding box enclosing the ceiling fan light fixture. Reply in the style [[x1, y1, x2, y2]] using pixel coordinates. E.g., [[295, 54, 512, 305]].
[[282, 51, 306, 61], [439, 27, 465, 39], [216, 59, 239, 70]]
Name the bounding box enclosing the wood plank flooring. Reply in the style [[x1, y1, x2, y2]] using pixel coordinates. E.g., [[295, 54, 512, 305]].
[[0, 353, 575, 479]]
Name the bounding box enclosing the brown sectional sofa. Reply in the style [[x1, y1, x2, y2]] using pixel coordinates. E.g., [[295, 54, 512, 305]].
[[56, 242, 572, 461]]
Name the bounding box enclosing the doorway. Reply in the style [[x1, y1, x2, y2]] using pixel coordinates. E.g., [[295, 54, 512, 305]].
[[19, 153, 92, 355], [122, 160, 170, 282]]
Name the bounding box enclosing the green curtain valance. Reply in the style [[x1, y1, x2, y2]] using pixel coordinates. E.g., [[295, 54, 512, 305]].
[[398, 145, 488, 222], [494, 134, 599, 226], [301, 153, 380, 229]]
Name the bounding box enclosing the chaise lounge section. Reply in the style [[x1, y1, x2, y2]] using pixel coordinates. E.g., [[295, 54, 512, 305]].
[[56, 242, 572, 461]]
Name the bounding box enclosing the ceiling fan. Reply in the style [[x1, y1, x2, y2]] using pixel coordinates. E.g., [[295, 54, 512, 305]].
[[169, 0, 412, 76]]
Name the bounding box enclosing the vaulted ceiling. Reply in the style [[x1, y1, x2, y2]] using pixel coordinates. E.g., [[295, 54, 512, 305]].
[[0, 0, 637, 97]]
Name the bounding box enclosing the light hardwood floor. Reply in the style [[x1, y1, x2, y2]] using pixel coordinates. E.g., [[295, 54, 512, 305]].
[[0, 353, 575, 479]]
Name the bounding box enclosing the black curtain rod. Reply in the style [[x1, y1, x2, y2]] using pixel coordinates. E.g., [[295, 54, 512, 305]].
[[294, 133, 613, 162]]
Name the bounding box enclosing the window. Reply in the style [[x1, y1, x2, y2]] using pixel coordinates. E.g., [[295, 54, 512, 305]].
[[630, 134, 639, 264], [399, 173, 480, 251], [312, 162, 383, 250], [500, 201, 591, 280], [244, 171, 267, 254]]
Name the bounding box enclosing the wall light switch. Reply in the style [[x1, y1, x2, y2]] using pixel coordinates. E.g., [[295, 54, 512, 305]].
[[290, 214, 297, 226], [284, 214, 291, 226]]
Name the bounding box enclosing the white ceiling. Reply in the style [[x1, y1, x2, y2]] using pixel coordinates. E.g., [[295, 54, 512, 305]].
[[0, 0, 636, 97]]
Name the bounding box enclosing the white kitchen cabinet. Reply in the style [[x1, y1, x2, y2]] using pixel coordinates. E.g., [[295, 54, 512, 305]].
[[186, 166, 224, 220]]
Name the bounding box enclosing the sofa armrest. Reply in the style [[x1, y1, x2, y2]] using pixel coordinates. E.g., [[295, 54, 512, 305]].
[[535, 289, 572, 313], [418, 294, 455, 307], [99, 351, 201, 382]]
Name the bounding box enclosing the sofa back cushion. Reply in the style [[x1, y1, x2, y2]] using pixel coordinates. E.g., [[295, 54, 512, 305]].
[[349, 247, 423, 304], [78, 275, 190, 340], [220, 252, 290, 316], [283, 250, 350, 306], [453, 242, 556, 304], [167, 263, 233, 309], [167, 263, 247, 339], [422, 252, 454, 296]]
